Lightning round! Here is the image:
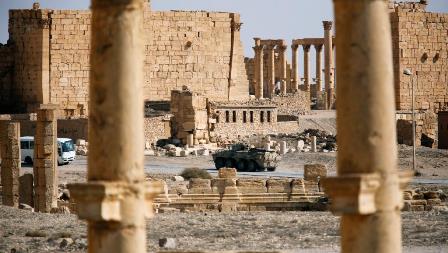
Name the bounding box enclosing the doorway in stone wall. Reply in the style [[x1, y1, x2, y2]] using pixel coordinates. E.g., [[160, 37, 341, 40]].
[[438, 111, 448, 149]]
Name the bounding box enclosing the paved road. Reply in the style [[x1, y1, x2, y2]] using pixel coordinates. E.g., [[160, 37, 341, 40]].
[[53, 156, 448, 185]]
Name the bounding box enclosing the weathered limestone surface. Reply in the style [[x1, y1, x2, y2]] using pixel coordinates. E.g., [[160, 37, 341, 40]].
[[0, 121, 21, 207], [304, 164, 327, 182], [2, 6, 249, 116], [33, 107, 58, 213]]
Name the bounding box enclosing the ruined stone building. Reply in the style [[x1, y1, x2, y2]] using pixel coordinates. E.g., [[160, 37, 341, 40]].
[[0, 0, 446, 147], [0, 2, 248, 117]]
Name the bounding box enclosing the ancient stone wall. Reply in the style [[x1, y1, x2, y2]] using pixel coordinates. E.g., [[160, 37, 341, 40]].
[[145, 11, 248, 103], [8, 9, 50, 113], [391, 3, 448, 112], [0, 44, 14, 113], [144, 116, 171, 145], [4, 8, 249, 115]]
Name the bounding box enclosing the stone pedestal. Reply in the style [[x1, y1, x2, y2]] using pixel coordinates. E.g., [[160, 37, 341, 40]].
[[0, 121, 21, 207], [311, 136, 317, 152], [34, 107, 58, 212]]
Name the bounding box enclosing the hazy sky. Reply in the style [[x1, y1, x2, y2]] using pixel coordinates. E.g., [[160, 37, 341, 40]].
[[0, 0, 447, 78], [1, 0, 447, 57]]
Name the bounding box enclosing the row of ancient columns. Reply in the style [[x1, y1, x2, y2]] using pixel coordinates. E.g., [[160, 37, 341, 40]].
[[254, 21, 335, 110], [253, 39, 288, 99], [66, 0, 406, 252], [0, 106, 58, 212]]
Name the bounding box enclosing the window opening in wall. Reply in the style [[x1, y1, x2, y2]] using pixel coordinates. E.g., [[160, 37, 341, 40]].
[[260, 111, 265, 123], [232, 111, 237, 123], [226, 111, 229, 123], [267, 111, 271, 122], [216, 111, 220, 123], [250, 111, 254, 123], [243, 111, 247, 123]]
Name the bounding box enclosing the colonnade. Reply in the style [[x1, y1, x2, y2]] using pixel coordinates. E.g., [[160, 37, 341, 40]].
[[253, 21, 335, 109]]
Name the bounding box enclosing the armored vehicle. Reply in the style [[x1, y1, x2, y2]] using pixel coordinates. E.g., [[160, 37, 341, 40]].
[[212, 144, 280, 172]]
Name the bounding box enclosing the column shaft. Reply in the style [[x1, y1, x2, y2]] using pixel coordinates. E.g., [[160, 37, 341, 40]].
[[268, 46, 276, 98], [279, 45, 287, 94], [0, 121, 20, 207], [315, 45, 323, 93], [324, 21, 335, 109], [253, 42, 264, 99], [303, 45, 311, 91], [34, 107, 58, 212], [88, 0, 146, 252], [334, 0, 401, 252], [291, 45, 299, 92]]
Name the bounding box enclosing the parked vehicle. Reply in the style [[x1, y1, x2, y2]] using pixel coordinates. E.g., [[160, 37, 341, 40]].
[[20, 136, 76, 165], [212, 143, 280, 172]]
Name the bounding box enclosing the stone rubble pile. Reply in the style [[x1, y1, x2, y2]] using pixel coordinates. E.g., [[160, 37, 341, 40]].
[[402, 189, 448, 212], [75, 139, 88, 156]]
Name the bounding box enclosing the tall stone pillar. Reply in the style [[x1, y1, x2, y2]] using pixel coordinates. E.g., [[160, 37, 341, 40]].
[[0, 121, 20, 207], [68, 0, 161, 252], [291, 44, 299, 92], [323, 1, 409, 253], [253, 39, 264, 99], [315, 44, 323, 94], [279, 44, 288, 95], [34, 106, 58, 212], [303, 44, 311, 91], [323, 21, 335, 109], [267, 45, 276, 98]]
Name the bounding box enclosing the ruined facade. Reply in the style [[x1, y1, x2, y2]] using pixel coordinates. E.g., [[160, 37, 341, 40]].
[[0, 2, 248, 116], [390, 2, 448, 147]]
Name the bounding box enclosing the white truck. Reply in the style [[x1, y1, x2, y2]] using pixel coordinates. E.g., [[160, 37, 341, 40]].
[[20, 136, 76, 165]]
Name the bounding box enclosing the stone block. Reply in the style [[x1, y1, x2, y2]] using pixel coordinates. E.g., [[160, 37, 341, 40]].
[[410, 205, 425, 211], [19, 174, 34, 207], [291, 179, 306, 194], [427, 198, 442, 206], [188, 179, 212, 194], [423, 191, 439, 199], [236, 179, 267, 193], [411, 199, 427, 206], [304, 164, 327, 182], [266, 179, 291, 193], [211, 178, 237, 194], [218, 168, 237, 179]]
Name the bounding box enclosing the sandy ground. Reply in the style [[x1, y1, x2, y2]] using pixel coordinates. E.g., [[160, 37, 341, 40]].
[[0, 206, 447, 253]]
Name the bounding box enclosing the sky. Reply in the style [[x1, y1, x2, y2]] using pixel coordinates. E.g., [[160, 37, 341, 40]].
[[0, 0, 447, 77]]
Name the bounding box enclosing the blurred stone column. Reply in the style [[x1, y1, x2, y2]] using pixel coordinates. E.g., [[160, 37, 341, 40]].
[[315, 44, 323, 94], [68, 0, 160, 252], [323, 21, 335, 109], [291, 44, 299, 92], [323, 0, 409, 253], [279, 43, 288, 95], [34, 106, 58, 212], [303, 44, 311, 91], [267, 45, 276, 98], [253, 38, 264, 99], [0, 121, 20, 207]]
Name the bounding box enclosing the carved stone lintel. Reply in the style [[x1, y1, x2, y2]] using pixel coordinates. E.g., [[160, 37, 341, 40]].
[[323, 21, 333, 30], [39, 19, 51, 29], [322, 173, 381, 215], [231, 21, 243, 32], [68, 181, 163, 222]]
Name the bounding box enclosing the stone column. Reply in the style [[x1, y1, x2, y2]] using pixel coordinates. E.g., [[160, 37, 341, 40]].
[[279, 44, 288, 95], [253, 39, 264, 99], [0, 121, 20, 207], [303, 44, 311, 91], [323, 1, 409, 253], [291, 44, 299, 92], [267, 45, 276, 98], [315, 44, 323, 94], [68, 0, 161, 252], [323, 21, 335, 109], [33, 106, 58, 213]]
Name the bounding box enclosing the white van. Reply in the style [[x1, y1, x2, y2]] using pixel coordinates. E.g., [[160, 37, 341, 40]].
[[20, 136, 76, 165]]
